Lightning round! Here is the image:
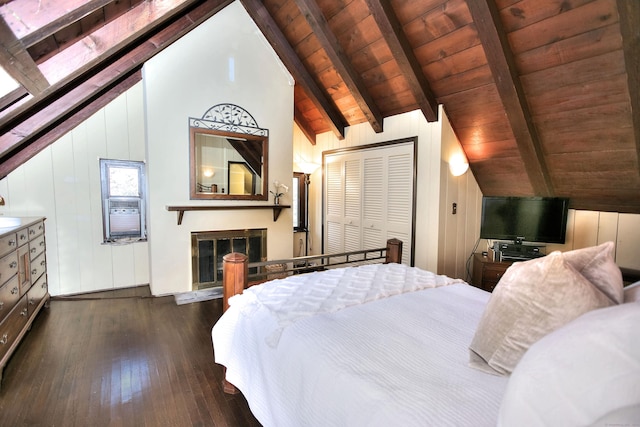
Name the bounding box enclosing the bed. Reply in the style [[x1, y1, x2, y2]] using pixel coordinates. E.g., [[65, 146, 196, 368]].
[[212, 240, 640, 426]]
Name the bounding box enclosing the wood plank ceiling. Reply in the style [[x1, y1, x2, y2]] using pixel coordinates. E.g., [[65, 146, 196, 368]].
[[0, 0, 638, 213]]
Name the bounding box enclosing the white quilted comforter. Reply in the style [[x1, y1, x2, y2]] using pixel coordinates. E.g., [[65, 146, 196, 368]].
[[233, 263, 465, 347], [212, 263, 508, 426]]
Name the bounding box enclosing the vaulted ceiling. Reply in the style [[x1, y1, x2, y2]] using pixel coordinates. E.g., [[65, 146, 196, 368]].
[[0, 0, 638, 212]]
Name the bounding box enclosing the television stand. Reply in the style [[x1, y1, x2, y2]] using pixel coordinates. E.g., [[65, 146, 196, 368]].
[[472, 253, 512, 292], [491, 241, 546, 262]]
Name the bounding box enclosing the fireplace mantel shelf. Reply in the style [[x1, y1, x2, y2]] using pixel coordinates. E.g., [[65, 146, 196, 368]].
[[167, 205, 291, 225]]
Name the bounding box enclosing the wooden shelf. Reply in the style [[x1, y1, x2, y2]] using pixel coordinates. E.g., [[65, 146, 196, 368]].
[[166, 205, 290, 225]]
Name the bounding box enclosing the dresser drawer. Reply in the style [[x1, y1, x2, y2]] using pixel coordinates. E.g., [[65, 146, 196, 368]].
[[0, 296, 29, 361], [0, 275, 20, 319], [0, 251, 18, 287], [30, 252, 46, 285], [17, 228, 29, 247], [29, 234, 46, 261], [28, 221, 45, 239], [0, 233, 17, 259], [483, 264, 509, 282], [27, 274, 47, 317]]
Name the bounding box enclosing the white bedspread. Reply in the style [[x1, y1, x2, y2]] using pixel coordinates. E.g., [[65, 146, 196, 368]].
[[233, 263, 464, 347], [212, 264, 508, 427]]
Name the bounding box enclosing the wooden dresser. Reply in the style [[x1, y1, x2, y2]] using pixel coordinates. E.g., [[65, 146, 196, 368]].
[[471, 253, 512, 293], [0, 217, 48, 383]]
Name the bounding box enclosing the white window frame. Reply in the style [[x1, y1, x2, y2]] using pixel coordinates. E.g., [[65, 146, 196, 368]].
[[100, 159, 147, 243]]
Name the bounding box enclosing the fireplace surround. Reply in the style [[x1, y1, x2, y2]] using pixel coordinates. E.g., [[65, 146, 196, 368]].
[[191, 228, 267, 289]]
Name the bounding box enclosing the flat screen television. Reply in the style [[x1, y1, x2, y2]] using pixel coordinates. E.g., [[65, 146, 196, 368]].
[[480, 196, 569, 244]]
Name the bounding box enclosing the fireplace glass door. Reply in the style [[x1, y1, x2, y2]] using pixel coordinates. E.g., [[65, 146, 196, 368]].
[[191, 229, 267, 289]]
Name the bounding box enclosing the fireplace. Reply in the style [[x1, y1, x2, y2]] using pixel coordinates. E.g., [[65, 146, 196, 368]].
[[191, 228, 267, 290]]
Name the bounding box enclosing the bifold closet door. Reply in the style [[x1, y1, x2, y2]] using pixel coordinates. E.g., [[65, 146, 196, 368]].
[[324, 141, 414, 265]]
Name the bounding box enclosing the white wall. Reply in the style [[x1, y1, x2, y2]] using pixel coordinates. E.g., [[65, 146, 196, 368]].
[[0, 84, 149, 296], [144, 1, 294, 296], [295, 107, 479, 275], [438, 107, 483, 281]]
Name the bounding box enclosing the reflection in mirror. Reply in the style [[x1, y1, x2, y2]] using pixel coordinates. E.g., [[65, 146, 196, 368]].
[[190, 128, 268, 200], [228, 161, 256, 195]]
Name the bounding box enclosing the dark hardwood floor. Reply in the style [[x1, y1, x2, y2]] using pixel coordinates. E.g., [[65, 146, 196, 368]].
[[0, 287, 261, 426]]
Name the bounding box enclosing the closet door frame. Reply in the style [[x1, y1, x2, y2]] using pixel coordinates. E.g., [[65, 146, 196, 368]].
[[321, 137, 418, 265]]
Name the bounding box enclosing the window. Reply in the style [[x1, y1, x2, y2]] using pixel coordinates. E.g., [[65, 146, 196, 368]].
[[100, 159, 147, 242]]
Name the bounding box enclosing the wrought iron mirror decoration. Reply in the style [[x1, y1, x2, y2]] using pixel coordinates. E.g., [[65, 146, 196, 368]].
[[189, 104, 268, 200]]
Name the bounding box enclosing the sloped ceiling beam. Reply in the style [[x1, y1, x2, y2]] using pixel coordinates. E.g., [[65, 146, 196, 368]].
[[467, 0, 554, 196], [617, 0, 640, 177], [295, 0, 384, 133], [364, 0, 438, 122], [241, 0, 346, 140], [0, 16, 49, 95], [19, 0, 117, 47], [0, 71, 141, 179], [0, 0, 201, 130], [294, 105, 317, 144], [0, 0, 233, 178]]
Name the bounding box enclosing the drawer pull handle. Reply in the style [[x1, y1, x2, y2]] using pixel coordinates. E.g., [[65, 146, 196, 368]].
[[30, 248, 36, 253], [0, 334, 7, 345], [29, 298, 34, 305], [41, 260, 45, 266], [40, 241, 45, 246], [31, 268, 37, 275], [10, 261, 17, 268], [21, 308, 28, 316], [29, 229, 34, 235], [20, 234, 26, 240], [8, 240, 15, 246], [11, 287, 18, 294]]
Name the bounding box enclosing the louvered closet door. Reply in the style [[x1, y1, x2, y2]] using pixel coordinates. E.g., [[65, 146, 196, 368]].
[[324, 141, 414, 265]]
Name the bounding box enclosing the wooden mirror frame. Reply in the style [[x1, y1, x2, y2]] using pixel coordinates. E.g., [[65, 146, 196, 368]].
[[189, 127, 269, 201]]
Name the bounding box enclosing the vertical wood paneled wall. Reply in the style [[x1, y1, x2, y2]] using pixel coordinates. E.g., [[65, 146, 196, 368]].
[[0, 83, 149, 296]]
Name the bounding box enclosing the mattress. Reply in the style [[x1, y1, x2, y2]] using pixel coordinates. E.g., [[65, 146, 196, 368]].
[[212, 263, 508, 426]]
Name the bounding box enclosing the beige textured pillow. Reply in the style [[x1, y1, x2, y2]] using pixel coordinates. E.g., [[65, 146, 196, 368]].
[[563, 241, 623, 304], [624, 282, 640, 303], [469, 251, 614, 376]]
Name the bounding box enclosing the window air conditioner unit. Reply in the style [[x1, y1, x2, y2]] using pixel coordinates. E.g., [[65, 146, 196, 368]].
[[106, 199, 144, 240]]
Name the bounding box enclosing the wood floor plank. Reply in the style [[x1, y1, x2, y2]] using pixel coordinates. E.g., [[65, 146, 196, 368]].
[[0, 290, 261, 426]]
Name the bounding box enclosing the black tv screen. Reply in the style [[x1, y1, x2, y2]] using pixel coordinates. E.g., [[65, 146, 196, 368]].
[[480, 196, 569, 244]]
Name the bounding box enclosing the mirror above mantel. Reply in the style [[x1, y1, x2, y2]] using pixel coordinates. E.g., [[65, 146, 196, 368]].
[[189, 104, 269, 201]]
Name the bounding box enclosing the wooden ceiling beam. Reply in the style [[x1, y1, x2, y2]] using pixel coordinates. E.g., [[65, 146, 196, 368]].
[[364, 0, 438, 122], [0, 87, 28, 114], [0, 0, 233, 175], [466, 0, 554, 196], [0, 16, 49, 95], [0, 71, 141, 179], [617, 0, 640, 178], [19, 0, 117, 48], [241, 0, 346, 140], [0, 0, 204, 132], [295, 0, 384, 133], [294, 104, 317, 145]]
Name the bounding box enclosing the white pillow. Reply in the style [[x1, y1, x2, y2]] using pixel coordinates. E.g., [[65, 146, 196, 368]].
[[624, 281, 640, 303], [497, 302, 640, 427]]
